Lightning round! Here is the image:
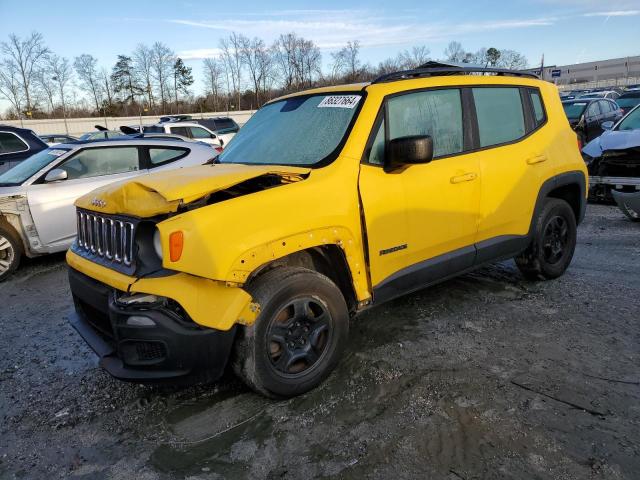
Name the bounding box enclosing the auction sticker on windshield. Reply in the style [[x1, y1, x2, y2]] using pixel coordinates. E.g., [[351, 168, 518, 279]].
[[318, 95, 361, 109]]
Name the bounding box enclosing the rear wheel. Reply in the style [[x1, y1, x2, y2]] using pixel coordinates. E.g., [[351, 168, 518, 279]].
[[0, 224, 22, 282], [232, 267, 349, 398], [516, 198, 577, 280]]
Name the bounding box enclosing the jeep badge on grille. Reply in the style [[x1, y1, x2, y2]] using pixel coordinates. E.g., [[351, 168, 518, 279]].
[[91, 198, 106, 208]]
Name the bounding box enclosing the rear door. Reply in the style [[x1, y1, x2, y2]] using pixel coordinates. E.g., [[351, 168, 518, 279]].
[[473, 86, 553, 261], [26, 146, 145, 247]]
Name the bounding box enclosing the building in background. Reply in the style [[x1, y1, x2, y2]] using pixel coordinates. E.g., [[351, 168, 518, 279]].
[[525, 55, 640, 89]]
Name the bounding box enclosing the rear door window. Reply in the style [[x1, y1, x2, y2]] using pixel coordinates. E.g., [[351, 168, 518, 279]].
[[189, 126, 213, 139], [170, 126, 191, 137], [472, 87, 526, 147], [0, 132, 29, 154], [59, 147, 139, 180], [586, 102, 601, 119]]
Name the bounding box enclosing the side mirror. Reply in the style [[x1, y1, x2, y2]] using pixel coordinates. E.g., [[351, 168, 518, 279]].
[[385, 135, 433, 172], [44, 168, 68, 183], [601, 121, 614, 131]]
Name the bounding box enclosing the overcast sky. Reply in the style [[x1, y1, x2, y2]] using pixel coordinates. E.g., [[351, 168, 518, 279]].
[[0, 0, 639, 110]]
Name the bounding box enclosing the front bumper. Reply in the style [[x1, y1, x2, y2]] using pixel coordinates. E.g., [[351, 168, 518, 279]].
[[68, 267, 236, 382]]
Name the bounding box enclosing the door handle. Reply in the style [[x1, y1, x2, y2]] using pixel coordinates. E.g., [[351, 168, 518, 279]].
[[450, 172, 477, 184], [527, 154, 547, 165]]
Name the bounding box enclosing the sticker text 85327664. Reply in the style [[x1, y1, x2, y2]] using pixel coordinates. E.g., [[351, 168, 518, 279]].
[[318, 95, 361, 109]]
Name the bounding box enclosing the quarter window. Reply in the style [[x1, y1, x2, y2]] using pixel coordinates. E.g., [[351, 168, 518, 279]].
[[529, 90, 545, 127], [0, 132, 29, 155], [387, 89, 464, 158], [60, 147, 139, 180], [473, 87, 526, 147], [149, 147, 188, 166], [367, 118, 386, 165]]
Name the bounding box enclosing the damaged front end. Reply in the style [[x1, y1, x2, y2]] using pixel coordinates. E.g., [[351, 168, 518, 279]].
[[0, 193, 44, 257], [584, 131, 640, 202]]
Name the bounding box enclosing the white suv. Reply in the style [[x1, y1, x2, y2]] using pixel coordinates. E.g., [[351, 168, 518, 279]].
[[143, 122, 230, 148]]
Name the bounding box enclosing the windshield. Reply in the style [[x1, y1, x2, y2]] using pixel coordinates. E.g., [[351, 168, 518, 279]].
[[579, 93, 602, 99], [218, 93, 362, 167], [563, 102, 588, 120], [617, 107, 640, 131], [0, 148, 70, 186], [617, 96, 640, 108]]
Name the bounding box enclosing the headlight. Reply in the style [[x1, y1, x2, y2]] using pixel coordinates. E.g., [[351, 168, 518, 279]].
[[153, 229, 163, 260]]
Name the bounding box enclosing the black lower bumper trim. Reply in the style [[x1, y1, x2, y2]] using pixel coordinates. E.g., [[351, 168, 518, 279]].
[[68, 267, 237, 383]]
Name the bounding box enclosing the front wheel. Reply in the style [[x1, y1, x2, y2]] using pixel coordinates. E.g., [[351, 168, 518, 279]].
[[232, 267, 349, 398], [515, 198, 577, 280], [0, 224, 22, 282]]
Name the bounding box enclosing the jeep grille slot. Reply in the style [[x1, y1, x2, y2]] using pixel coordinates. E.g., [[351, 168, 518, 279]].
[[76, 211, 134, 266]]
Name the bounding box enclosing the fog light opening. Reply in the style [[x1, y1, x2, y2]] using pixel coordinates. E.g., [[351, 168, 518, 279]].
[[126, 316, 156, 327]]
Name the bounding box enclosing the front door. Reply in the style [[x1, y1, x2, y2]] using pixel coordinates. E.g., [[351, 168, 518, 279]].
[[27, 146, 144, 248], [358, 88, 480, 302]]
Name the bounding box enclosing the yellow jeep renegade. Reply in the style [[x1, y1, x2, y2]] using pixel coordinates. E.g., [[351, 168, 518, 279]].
[[67, 65, 587, 397]]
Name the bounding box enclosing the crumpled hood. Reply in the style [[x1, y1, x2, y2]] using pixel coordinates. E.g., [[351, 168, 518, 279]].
[[75, 163, 310, 217], [583, 129, 640, 158]]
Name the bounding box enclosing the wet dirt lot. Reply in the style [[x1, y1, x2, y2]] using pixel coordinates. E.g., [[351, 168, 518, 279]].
[[1, 204, 639, 480]]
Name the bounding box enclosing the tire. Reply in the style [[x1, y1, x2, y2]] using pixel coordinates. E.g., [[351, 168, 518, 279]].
[[0, 223, 22, 282], [515, 198, 577, 280], [232, 267, 349, 398]]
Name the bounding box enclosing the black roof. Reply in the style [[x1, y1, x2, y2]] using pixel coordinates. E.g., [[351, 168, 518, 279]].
[[372, 61, 538, 84], [0, 124, 48, 150], [620, 91, 640, 98]]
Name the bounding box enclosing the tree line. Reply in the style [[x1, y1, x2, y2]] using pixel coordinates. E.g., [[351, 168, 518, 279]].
[[0, 32, 529, 121]]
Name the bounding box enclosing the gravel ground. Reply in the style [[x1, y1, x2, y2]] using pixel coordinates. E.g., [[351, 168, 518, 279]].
[[1, 204, 639, 480]]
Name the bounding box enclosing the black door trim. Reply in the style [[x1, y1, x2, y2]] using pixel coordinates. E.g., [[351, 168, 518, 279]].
[[369, 171, 586, 306]]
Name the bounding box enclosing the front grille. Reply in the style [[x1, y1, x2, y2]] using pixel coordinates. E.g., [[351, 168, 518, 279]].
[[76, 210, 135, 266]]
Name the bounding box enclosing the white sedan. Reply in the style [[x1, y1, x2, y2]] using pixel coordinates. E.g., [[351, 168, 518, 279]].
[[0, 137, 219, 280]]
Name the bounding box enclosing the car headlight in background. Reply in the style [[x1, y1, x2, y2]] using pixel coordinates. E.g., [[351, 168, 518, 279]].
[[153, 229, 163, 260]]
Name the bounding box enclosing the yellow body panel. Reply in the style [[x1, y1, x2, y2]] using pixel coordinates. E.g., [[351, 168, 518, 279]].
[[67, 250, 257, 330], [69, 73, 587, 330]]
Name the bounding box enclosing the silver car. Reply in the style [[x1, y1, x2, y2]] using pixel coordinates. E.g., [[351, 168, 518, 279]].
[[0, 138, 218, 280]]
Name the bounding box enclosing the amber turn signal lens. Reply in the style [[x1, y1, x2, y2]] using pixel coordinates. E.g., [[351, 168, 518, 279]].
[[169, 231, 184, 262]]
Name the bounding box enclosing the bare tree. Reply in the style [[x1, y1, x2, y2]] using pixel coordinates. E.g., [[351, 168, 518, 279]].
[[202, 57, 223, 110], [49, 54, 72, 132], [443, 41, 466, 63], [240, 35, 273, 106], [397, 46, 430, 69], [133, 44, 155, 110], [497, 50, 528, 69], [220, 33, 243, 109], [150, 42, 174, 113], [331, 40, 362, 81], [35, 68, 56, 113], [100, 67, 114, 107], [273, 33, 298, 91], [0, 60, 24, 118], [1, 32, 50, 115], [74, 54, 103, 112]]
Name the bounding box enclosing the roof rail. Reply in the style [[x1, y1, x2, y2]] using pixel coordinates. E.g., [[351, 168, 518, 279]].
[[372, 61, 539, 84]]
